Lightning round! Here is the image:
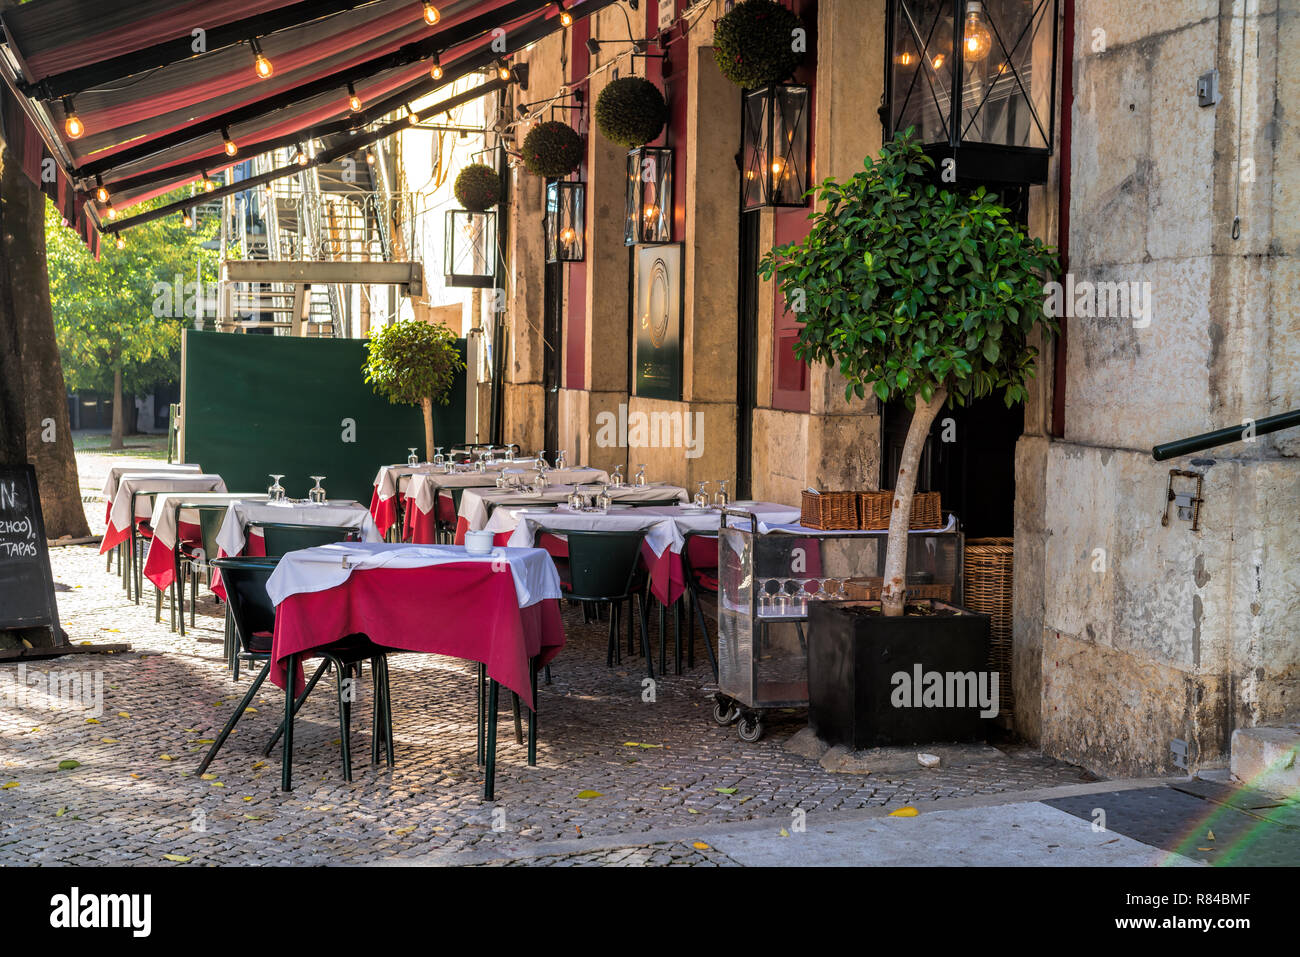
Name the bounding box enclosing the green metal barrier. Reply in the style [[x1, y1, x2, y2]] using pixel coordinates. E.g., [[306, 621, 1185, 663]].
[[181, 330, 466, 503], [1152, 409, 1300, 461]]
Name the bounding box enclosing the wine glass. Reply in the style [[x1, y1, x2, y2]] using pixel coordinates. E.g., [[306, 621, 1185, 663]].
[[268, 474, 286, 502], [568, 486, 584, 510], [407, 448, 419, 467], [596, 484, 612, 510], [694, 481, 710, 508], [433, 447, 445, 470], [635, 464, 647, 486], [555, 448, 568, 470], [610, 465, 624, 487], [504, 446, 515, 463], [308, 476, 327, 504], [536, 450, 548, 471], [714, 479, 730, 508]]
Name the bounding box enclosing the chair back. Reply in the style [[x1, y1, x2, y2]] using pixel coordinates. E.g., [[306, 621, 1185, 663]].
[[625, 497, 684, 508], [193, 505, 227, 563], [541, 528, 647, 601], [258, 522, 354, 557], [211, 557, 279, 653]]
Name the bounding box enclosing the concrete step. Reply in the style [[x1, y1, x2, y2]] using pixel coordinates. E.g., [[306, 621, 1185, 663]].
[[1230, 725, 1300, 794]]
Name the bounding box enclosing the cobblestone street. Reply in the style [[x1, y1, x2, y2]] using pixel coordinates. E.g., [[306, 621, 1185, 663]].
[[0, 452, 1097, 866]]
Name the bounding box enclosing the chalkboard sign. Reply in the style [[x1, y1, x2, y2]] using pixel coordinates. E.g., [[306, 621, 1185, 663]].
[[0, 464, 61, 637]]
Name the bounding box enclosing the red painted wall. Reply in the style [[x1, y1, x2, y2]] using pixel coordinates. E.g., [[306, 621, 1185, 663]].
[[563, 14, 591, 390]]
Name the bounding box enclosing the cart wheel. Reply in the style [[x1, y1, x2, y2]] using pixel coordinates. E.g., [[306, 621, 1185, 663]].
[[712, 698, 739, 726], [737, 715, 764, 742]]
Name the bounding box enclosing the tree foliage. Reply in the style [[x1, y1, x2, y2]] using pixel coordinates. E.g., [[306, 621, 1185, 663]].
[[363, 318, 464, 408], [758, 131, 1060, 413]]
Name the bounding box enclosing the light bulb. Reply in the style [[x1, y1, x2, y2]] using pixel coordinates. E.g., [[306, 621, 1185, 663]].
[[422, 2, 440, 25], [205, 179, 216, 192], [962, 1, 993, 63], [897, 51, 916, 67], [347, 82, 362, 112], [62, 98, 83, 139], [182, 212, 193, 227], [95, 185, 109, 204], [366, 150, 376, 165], [931, 53, 946, 70], [495, 60, 511, 82], [408, 110, 420, 124], [771, 157, 785, 175], [560, 226, 576, 244], [430, 57, 444, 80], [251, 38, 273, 78], [557, 2, 573, 27], [295, 150, 308, 166], [115, 237, 125, 250], [223, 129, 238, 156], [106, 205, 117, 220]]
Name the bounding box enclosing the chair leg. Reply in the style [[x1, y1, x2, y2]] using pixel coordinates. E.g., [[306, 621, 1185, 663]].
[[476, 662, 486, 766], [483, 678, 499, 801], [381, 657, 394, 766], [658, 599, 667, 675], [606, 603, 616, 667], [635, 593, 654, 680], [333, 659, 352, 783], [544, 664, 552, 685], [693, 590, 719, 679], [190, 568, 198, 628], [154, 583, 163, 623], [674, 600, 683, 675], [511, 692, 523, 746], [197, 660, 269, 775], [527, 659, 538, 767], [281, 653, 297, 791], [262, 659, 332, 755]]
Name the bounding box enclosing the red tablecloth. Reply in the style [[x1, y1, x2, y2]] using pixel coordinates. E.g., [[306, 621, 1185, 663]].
[[369, 488, 399, 537], [270, 563, 564, 709], [142, 520, 201, 590]]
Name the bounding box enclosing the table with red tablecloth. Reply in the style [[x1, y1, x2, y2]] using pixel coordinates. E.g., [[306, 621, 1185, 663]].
[[142, 492, 269, 592], [100, 473, 227, 553]]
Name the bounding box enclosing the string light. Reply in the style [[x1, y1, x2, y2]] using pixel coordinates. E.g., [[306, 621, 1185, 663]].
[[62, 97, 83, 139], [222, 128, 238, 156], [347, 81, 362, 112], [365, 150, 376, 165], [115, 237, 125, 250], [94, 177, 109, 204], [182, 210, 193, 227], [105, 203, 117, 220], [494, 59, 511, 82], [251, 38, 273, 79], [408, 107, 421, 124], [422, 2, 440, 25], [556, 1, 573, 27], [293, 143, 308, 166], [429, 54, 444, 80], [200, 169, 216, 191]]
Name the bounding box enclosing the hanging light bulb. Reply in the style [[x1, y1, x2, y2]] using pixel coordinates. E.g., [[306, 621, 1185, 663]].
[[962, 1, 993, 63], [106, 203, 117, 220], [556, 1, 573, 27], [422, 2, 440, 25], [62, 97, 84, 139], [896, 50, 916, 67], [560, 226, 577, 245], [222, 127, 238, 156], [429, 54, 444, 80], [494, 59, 512, 82], [931, 53, 946, 70], [347, 81, 363, 112], [365, 149, 376, 165], [94, 177, 109, 204], [408, 107, 421, 124], [251, 38, 273, 78], [182, 210, 194, 227], [293, 143, 308, 166], [115, 237, 125, 250]]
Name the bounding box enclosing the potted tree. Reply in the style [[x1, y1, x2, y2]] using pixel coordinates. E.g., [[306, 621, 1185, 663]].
[[363, 319, 464, 462], [758, 131, 1059, 747]]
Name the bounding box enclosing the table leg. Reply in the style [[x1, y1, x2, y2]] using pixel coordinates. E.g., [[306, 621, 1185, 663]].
[[483, 679, 499, 801], [527, 658, 538, 767], [476, 662, 485, 766], [282, 653, 296, 791]]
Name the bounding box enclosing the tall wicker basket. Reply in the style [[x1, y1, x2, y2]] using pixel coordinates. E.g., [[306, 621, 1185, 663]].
[[963, 537, 1014, 718]]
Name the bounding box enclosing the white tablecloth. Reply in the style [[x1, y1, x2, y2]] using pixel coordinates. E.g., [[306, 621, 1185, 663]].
[[101, 463, 200, 503], [406, 466, 613, 517], [108, 473, 226, 531], [458, 483, 688, 532], [149, 493, 269, 551], [498, 502, 801, 556], [216, 500, 380, 557], [738, 513, 959, 536], [266, 542, 562, 609]]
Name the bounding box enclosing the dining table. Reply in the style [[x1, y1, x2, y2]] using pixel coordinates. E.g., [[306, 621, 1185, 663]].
[[453, 482, 689, 544], [141, 492, 270, 593], [265, 541, 565, 797], [368, 459, 550, 537], [100, 462, 201, 524], [100, 472, 227, 552]]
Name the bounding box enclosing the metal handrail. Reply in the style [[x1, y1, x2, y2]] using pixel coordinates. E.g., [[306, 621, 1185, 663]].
[[1152, 409, 1300, 460]]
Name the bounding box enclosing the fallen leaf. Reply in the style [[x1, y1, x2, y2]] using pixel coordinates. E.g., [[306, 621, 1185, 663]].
[[129, 774, 141, 779], [196, 739, 214, 745], [715, 787, 737, 794], [118, 712, 130, 718], [85, 718, 100, 724], [159, 754, 175, 761], [1207, 830, 1216, 841], [243, 815, 261, 820], [687, 808, 700, 815], [55, 807, 67, 817], [210, 781, 225, 787], [242, 796, 254, 802], [889, 806, 919, 817], [57, 760, 80, 771], [392, 826, 416, 836], [161, 854, 191, 863], [738, 796, 752, 804], [576, 790, 603, 800], [779, 828, 789, 837], [251, 761, 266, 771], [100, 738, 119, 744], [692, 841, 710, 850], [200, 773, 217, 781], [1, 782, 17, 789]]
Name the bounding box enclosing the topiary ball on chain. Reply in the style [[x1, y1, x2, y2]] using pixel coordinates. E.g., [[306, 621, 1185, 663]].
[[453, 163, 500, 211], [521, 120, 585, 177], [594, 76, 668, 148], [712, 0, 805, 89]]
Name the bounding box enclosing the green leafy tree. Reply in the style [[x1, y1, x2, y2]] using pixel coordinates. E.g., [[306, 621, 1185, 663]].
[[46, 193, 218, 448], [363, 319, 464, 460], [759, 132, 1059, 616]]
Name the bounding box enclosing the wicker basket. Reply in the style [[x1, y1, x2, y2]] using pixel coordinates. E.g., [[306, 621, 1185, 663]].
[[800, 490, 858, 530], [842, 577, 954, 602], [963, 537, 1014, 717], [857, 490, 943, 530]]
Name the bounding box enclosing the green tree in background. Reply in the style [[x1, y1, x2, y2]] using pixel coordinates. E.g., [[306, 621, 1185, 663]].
[[45, 194, 218, 449], [363, 318, 464, 461]]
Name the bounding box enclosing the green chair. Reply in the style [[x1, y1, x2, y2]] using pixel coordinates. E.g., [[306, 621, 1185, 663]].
[[201, 557, 394, 787], [171, 505, 227, 637], [434, 487, 468, 544], [539, 527, 654, 679], [256, 522, 356, 557]]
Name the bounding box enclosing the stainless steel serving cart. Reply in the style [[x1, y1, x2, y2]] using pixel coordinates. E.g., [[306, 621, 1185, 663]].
[[712, 506, 964, 741]]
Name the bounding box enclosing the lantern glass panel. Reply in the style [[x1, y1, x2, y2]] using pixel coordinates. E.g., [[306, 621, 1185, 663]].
[[625, 148, 672, 246], [890, 0, 1054, 152], [445, 209, 496, 286], [546, 181, 585, 262], [742, 85, 810, 210]]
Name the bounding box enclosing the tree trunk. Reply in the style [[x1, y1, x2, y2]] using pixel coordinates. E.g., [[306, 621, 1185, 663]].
[[880, 388, 948, 617], [0, 137, 90, 539], [110, 367, 124, 450], [421, 396, 435, 462]]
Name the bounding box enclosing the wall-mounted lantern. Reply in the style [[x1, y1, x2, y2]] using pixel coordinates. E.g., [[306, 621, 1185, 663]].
[[741, 84, 810, 211], [884, 0, 1058, 184], [625, 146, 673, 246], [545, 179, 586, 262], [444, 209, 496, 287]]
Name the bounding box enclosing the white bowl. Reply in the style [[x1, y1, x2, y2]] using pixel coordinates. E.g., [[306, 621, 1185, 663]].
[[464, 530, 495, 556]]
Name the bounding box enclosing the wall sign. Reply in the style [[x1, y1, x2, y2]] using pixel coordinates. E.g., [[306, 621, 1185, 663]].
[[633, 243, 683, 400], [0, 464, 62, 642]]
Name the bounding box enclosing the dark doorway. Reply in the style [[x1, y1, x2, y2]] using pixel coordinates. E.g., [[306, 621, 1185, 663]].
[[735, 210, 761, 499], [542, 259, 563, 456]]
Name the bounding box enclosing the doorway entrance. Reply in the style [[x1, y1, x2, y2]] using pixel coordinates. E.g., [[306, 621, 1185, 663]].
[[735, 210, 761, 499], [542, 259, 562, 456]]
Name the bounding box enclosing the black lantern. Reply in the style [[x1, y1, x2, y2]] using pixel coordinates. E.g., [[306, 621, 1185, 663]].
[[885, 0, 1058, 184], [444, 209, 496, 287], [625, 146, 673, 246], [546, 180, 586, 263], [741, 85, 810, 211]]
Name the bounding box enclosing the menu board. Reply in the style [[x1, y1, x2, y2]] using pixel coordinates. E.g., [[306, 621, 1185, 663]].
[[0, 464, 61, 635]]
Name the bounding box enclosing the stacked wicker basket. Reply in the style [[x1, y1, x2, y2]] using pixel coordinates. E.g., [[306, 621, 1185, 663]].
[[962, 537, 1015, 718], [800, 489, 943, 531]]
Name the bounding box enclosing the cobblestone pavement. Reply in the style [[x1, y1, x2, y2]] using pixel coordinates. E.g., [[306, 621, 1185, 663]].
[[0, 453, 1097, 866], [471, 841, 742, 867]]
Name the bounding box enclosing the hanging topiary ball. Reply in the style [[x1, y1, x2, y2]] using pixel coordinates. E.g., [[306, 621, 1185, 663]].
[[453, 163, 500, 211], [520, 120, 585, 177], [594, 76, 668, 148], [712, 0, 805, 89]]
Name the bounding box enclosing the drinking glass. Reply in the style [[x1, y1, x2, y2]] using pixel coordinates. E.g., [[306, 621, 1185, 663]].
[[635, 464, 647, 486], [268, 474, 286, 502], [536, 450, 548, 471], [504, 446, 516, 462], [610, 465, 624, 487], [714, 479, 730, 508], [407, 448, 419, 467], [568, 487, 584, 510], [308, 476, 327, 504], [694, 481, 709, 508], [596, 484, 612, 510], [555, 449, 568, 470], [433, 447, 445, 470]]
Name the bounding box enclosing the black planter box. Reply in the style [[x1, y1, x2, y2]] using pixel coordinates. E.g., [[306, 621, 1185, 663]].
[[807, 601, 993, 750]]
